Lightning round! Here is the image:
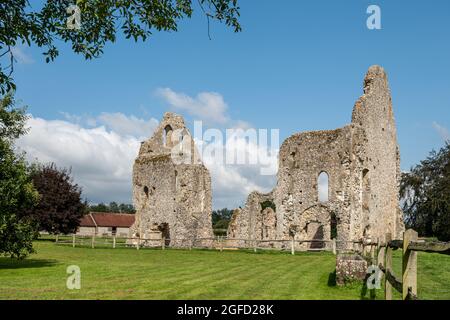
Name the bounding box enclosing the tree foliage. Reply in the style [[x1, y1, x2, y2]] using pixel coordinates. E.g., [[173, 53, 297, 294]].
[[212, 208, 233, 235], [23, 163, 86, 235], [400, 142, 450, 241], [0, 94, 39, 259], [88, 201, 135, 213], [0, 0, 241, 94]]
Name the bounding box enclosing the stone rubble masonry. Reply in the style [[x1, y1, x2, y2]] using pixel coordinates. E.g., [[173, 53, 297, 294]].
[[228, 65, 404, 249], [335, 254, 369, 286], [129, 112, 213, 247]]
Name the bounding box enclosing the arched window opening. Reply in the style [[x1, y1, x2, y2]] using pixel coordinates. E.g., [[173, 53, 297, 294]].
[[260, 200, 276, 212], [318, 172, 329, 203], [362, 169, 370, 213], [163, 125, 173, 147], [179, 133, 184, 152]]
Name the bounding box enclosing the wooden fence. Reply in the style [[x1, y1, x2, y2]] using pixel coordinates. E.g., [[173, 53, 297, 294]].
[[374, 229, 450, 300], [54, 234, 363, 254]]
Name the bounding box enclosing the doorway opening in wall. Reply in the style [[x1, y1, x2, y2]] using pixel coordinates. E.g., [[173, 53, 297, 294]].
[[308, 222, 325, 249], [158, 223, 171, 246], [318, 172, 329, 203], [362, 169, 370, 214]]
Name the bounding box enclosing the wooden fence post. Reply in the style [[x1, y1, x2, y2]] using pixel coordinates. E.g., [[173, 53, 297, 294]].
[[377, 239, 385, 268], [403, 229, 418, 300], [72, 234, 75, 248], [253, 240, 257, 253], [113, 235, 116, 249], [162, 236, 165, 250], [55, 234, 59, 243], [220, 237, 223, 252], [332, 238, 336, 255], [136, 236, 140, 250], [385, 233, 393, 300], [291, 237, 295, 255], [91, 233, 95, 249]]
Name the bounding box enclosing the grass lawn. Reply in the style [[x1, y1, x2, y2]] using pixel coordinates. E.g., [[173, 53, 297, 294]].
[[0, 240, 449, 300]]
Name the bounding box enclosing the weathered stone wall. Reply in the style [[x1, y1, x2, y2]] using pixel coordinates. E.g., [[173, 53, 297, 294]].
[[227, 191, 277, 248], [129, 112, 213, 247], [228, 65, 404, 248], [351, 65, 404, 240]]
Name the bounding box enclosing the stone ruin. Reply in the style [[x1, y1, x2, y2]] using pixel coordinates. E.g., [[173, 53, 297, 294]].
[[129, 65, 404, 251], [129, 112, 213, 247], [227, 65, 404, 250]]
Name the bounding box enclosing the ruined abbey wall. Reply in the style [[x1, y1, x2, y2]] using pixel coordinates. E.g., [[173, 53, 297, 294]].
[[228, 66, 404, 248], [129, 113, 213, 246]]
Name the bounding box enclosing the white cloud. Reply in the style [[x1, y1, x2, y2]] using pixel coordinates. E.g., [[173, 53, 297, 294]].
[[16, 112, 278, 209], [97, 112, 159, 139], [200, 135, 278, 209], [11, 46, 34, 64], [16, 115, 147, 204], [432, 122, 450, 141], [156, 88, 229, 124]]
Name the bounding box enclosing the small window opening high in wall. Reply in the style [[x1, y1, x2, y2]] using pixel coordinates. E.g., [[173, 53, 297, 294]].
[[318, 172, 329, 203], [163, 125, 173, 147]]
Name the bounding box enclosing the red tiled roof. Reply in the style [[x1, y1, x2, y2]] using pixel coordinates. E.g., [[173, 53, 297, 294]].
[[80, 214, 96, 227], [89, 212, 135, 228]]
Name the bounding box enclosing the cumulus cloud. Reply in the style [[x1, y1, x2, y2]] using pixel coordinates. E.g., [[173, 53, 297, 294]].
[[96, 112, 159, 139], [197, 129, 279, 208], [16, 112, 279, 209], [155, 88, 229, 124], [16, 115, 146, 204], [432, 122, 450, 142], [60, 111, 158, 139]]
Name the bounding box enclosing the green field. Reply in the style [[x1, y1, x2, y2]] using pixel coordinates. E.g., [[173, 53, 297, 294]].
[[0, 240, 449, 300]]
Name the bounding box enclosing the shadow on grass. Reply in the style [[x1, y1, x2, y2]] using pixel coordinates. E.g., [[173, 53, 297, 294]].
[[0, 258, 58, 270], [327, 270, 336, 286], [328, 270, 379, 300], [360, 273, 377, 300]]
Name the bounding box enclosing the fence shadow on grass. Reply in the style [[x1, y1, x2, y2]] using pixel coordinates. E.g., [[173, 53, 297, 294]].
[[0, 258, 58, 270], [360, 273, 377, 300]]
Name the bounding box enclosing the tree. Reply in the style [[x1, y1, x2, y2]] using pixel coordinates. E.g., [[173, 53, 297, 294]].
[[0, 94, 39, 259], [23, 163, 86, 235], [212, 208, 233, 235], [400, 142, 450, 241], [0, 0, 241, 94], [88, 202, 135, 213]]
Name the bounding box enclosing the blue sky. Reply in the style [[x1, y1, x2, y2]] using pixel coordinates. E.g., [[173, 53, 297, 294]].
[[11, 0, 450, 208]]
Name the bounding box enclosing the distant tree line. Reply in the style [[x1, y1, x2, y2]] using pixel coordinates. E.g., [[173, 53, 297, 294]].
[[212, 208, 234, 236], [88, 202, 135, 214]]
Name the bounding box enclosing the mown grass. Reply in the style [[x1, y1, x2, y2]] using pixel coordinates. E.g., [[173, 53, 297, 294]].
[[0, 240, 449, 300]]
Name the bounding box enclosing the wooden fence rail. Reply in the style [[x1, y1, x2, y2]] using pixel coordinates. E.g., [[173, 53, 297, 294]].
[[375, 229, 450, 300], [54, 233, 363, 255]]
